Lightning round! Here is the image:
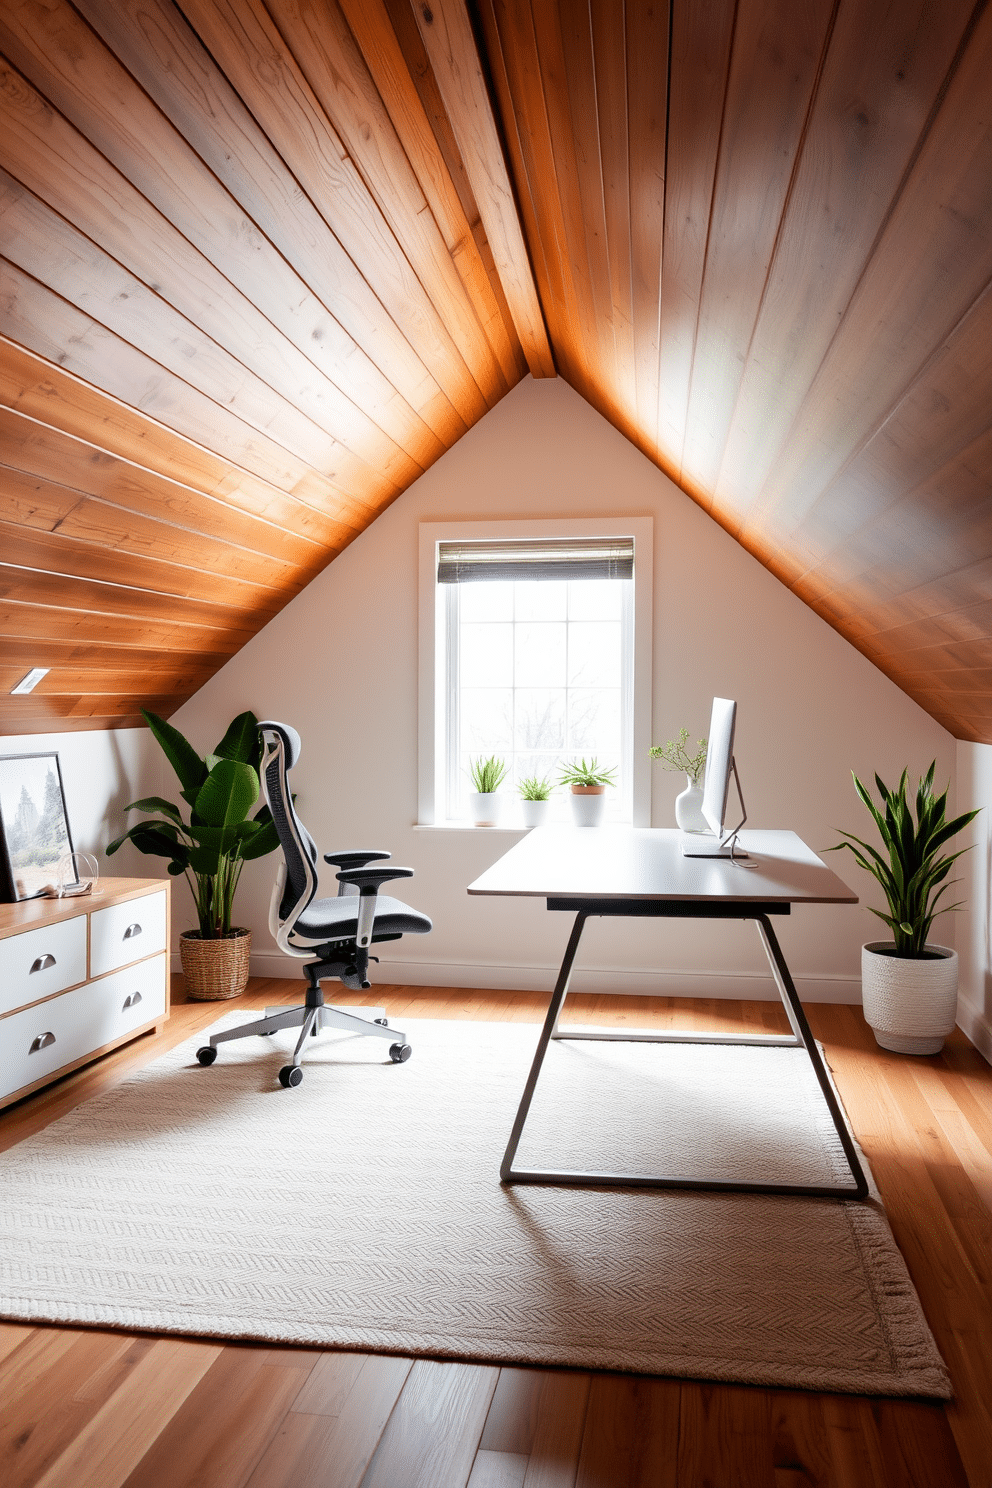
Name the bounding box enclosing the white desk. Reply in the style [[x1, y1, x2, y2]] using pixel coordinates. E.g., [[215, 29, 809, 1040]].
[[468, 827, 868, 1199]]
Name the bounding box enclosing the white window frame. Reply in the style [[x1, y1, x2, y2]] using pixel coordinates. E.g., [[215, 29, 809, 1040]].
[[418, 516, 653, 827]]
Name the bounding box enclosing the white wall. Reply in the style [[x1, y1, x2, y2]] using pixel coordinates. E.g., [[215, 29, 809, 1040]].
[[955, 741, 992, 1061], [1, 726, 160, 888], [170, 376, 954, 1002]]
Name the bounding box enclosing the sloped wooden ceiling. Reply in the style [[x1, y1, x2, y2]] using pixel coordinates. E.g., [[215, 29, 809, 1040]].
[[2, 0, 992, 742]]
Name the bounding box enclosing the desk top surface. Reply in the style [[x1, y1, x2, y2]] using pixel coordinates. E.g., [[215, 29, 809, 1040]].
[[467, 828, 857, 905]]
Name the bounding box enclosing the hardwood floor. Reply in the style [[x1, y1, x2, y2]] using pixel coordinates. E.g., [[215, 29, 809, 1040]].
[[1, 980, 989, 1487]]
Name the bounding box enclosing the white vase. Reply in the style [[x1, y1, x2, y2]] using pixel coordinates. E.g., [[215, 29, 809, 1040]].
[[468, 791, 502, 826], [520, 798, 550, 828], [674, 774, 707, 832], [570, 785, 606, 827], [861, 941, 958, 1055]]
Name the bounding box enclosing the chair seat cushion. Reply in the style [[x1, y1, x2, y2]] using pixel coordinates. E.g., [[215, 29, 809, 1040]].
[[290, 894, 432, 945]]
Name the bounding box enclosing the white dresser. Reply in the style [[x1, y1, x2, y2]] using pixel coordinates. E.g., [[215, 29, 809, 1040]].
[[0, 877, 171, 1110]]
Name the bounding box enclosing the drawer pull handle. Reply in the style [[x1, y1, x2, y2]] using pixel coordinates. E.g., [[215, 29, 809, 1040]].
[[29, 1032, 56, 1053], [123, 923, 143, 940], [122, 991, 143, 1010], [30, 954, 57, 973]]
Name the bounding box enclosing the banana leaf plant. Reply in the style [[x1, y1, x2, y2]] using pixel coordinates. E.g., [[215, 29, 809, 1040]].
[[827, 763, 979, 958], [107, 709, 280, 938]]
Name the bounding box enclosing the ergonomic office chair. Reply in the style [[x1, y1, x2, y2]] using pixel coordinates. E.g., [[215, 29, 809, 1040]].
[[196, 721, 432, 1088]]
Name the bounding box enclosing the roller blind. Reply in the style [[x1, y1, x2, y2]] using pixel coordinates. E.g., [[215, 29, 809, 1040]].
[[436, 536, 634, 584]]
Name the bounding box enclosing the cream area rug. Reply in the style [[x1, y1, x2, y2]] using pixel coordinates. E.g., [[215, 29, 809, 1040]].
[[0, 1015, 950, 1397]]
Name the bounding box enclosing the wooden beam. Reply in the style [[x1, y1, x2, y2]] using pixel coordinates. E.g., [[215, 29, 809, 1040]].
[[409, 0, 555, 378]]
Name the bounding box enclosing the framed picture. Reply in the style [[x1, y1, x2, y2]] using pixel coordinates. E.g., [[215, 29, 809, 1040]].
[[0, 753, 76, 902]]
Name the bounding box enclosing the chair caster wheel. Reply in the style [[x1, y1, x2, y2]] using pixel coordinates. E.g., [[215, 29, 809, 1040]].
[[374, 1017, 388, 1026], [389, 1042, 412, 1063], [196, 1046, 217, 1065], [279, 1065, 304, 1088]]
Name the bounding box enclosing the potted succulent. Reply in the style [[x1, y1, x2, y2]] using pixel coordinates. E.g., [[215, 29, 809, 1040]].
[[107, 709, 280, 1000], [557, 757, 617, 827], [649, 728, 708, 832], [518, 773, 553, 828], [468, 755, 508, 826], [828, 763, 979, 1055]]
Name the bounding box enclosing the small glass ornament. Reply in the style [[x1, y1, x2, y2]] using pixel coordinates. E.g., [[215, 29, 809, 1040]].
[[56, 851, 100, 898]]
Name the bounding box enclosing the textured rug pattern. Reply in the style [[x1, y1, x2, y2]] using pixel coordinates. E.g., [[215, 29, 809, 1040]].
[[0, 1016, 950, 1396]]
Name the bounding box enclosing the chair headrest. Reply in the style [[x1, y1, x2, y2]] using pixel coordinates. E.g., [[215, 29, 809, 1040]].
[[258, 720, 302, 769]]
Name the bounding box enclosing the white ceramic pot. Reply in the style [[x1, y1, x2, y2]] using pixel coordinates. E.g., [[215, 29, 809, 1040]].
[[570, 785, 606, 827], [861, 940, 958, 1055], [675, 774, 707, 832], [520, 798, 551, 828], [468, 791, 502, 826]]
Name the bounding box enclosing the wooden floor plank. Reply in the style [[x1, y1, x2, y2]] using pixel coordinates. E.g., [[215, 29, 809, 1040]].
[[359, 1358, 498, 1488], [0, 986, 989, 1485]]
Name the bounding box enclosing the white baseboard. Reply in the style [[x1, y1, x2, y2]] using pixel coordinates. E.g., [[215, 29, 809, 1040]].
[[956, 997, 992, 1065], [190, 951, 864, 1004]]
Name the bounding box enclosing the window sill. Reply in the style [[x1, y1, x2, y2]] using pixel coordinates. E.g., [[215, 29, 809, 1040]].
[[413, 823, 530, 834]]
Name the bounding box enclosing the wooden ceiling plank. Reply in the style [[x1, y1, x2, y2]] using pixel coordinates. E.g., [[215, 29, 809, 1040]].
[[680, 0, 835, 504], [623, 0, 669, 449], [0, 694, 184, 728], [0, 4, 462, 454], [173, 0, 495, 422], [408, 0, 555, 379], [0, 257, 399, 517], [0, 706, 154, 734], [0, 70, 441, 481], [0, 408, 325, 571], [0, 339, 358, 549], [265, 0, 520, 397], [0, 170, 421, 500], [0, 634, 222, 674], [739, 0, 992, 550], [712, 0, 977, 537], [0, 663, 216, 696], [778, 282, 992, 583], [0, 567, 264, 634], [0, 523, 285, 614], [656, 0, 736, 478], [0, 599, 247, 654], [0, 471, 305, 591], [337, 0, 524, 388]]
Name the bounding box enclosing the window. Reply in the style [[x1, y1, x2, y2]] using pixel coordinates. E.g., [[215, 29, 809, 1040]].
[[419, 519, 652, 827]]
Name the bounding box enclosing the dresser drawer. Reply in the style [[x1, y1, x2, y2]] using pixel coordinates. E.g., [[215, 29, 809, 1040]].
[[90, 890, 167, 976], [0, 953, 167, 1102], [0, 915, 87, 1016]]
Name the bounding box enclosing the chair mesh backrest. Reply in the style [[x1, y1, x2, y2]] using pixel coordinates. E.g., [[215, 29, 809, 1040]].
[[259, 725, 317, 925]]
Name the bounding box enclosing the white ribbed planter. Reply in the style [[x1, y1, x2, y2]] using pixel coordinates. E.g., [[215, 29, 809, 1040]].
[[569, 785, 606, 827], [861, 941, 958, 1056], [468, 791, 502, 826]]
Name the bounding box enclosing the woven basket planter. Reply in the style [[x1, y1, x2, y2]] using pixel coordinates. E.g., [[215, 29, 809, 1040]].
[[180, 928, 252, 1001], [861, 940, 958, 1056]]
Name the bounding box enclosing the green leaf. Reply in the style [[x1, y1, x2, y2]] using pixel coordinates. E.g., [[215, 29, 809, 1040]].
[[142, 709, 207, 795], [188, 844, 222, 876], [240, 818, 281, 860], [213, 710, 261, 768], [194, 759, 259, 828], [123, 796, 184, 825]]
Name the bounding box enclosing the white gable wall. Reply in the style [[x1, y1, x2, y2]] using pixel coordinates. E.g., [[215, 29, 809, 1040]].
[[169, 377, 953, 1004]]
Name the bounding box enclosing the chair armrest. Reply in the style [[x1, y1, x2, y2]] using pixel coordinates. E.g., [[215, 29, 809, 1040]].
[[336, 866, 414, 948], [335, 866, 414, 890], [324, 850, 391, 895]]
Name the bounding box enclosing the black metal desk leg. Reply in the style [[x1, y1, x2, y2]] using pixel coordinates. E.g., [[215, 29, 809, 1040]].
[[500, 912, 587, 1183], [755, 915, 869, 1200]]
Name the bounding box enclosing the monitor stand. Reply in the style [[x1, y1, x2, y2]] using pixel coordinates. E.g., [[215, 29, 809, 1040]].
[[680, 757, 749, 859]]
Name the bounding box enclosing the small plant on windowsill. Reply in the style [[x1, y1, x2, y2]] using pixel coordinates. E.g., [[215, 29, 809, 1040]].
[[468, 755, 508, 827], [518, 773, 553, 828], [650, 728, 708, 832], [556, 758, 617, 827]]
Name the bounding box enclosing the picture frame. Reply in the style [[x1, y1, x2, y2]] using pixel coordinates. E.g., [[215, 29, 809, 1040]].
[[0, 752, 77, 902]]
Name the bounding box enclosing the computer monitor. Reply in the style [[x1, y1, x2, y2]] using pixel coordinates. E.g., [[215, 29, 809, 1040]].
[[680, 696, 749, 859]]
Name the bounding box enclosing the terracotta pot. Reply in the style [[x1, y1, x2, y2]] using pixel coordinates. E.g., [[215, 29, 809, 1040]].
[[861, 940, 958, 1055], [180, 927, 252, 1001]]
